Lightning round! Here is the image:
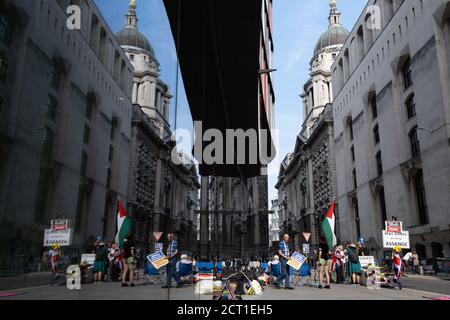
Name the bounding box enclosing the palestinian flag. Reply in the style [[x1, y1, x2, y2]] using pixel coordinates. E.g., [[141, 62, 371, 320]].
[[322, 199, 337, 249], [115, 200, 131, 248]]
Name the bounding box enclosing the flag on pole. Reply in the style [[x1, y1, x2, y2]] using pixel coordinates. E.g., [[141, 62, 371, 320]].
[[115, 200, 131, 248], [321, 199, 337, 249]]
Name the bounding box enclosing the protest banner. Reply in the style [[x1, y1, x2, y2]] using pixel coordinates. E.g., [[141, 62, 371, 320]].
[[43, 229, 72, 247], [382, 231, 410, 249]]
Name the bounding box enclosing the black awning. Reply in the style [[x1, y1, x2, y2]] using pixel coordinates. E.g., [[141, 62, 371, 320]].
[[163, 0, 274, 178]]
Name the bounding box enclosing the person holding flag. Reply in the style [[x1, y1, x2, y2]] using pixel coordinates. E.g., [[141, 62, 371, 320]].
[[321, 199, 337, 251], [317, 199, 337, 289], [115, 199, 131, 249]]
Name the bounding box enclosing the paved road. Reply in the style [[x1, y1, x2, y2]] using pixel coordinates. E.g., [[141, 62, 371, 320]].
[[401, 275, 450, 296], [1, 276, 449, 300]]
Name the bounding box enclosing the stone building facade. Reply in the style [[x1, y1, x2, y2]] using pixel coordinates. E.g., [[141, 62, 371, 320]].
[[332, 0, 450, 259], [117, 2, 199, 253], [208, 176, 269, 260], [0, 0, 133, 263], [276, 2, 345, 251], [269, 199, 280, 245]]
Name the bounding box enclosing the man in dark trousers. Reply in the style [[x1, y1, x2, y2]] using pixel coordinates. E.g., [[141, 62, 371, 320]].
[[162, 233, 184, 289], [274, 234, 295, 290]]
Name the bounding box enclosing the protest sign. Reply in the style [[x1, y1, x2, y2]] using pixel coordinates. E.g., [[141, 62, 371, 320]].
[[382, 231, 410, 249], [147, 251, 169, 269], [287, 252, 307, 271]]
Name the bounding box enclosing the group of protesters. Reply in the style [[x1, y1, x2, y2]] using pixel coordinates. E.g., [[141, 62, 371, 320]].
[[260, 233, 408, 290], [84, 238, 143, 286]]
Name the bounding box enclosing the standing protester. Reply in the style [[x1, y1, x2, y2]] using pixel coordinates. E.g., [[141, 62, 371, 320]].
[[317, 235, 331, 289], [162, 233, 184, 289], [356, 242, 365, 257], [333, 246, 344, 284], [412, 250, 420, 274], [49, 243, 61, 275], [108, 243, 120, 281], [274, 234, 294, 290], [122, 238, 137, 287], [93, 242, 107, 283], [390, 245, 403, 289], [347, 243, 362, 285]]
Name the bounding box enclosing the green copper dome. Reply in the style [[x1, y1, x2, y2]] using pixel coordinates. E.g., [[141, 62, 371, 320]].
[[314, 25, 349, 54]]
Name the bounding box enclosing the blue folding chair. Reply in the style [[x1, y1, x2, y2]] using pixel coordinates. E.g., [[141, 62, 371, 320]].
[[292, 263, 312, 287], [178, 262, 193, 283], [269, 263, 281, 278], [261, 262, 268, 272], [144, 262, 166, 285]]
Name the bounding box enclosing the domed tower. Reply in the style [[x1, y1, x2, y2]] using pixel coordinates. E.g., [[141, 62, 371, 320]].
[[301, 0, 349, 138], [116, 0, 171, 138]]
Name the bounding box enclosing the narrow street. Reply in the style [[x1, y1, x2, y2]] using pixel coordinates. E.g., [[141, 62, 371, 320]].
[[2, 275, 449, 301]]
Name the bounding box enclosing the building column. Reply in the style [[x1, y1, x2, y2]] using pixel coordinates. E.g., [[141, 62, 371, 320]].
[[199, 177, 210, 261], [149, 81, 156, 108], [132, 82, 138, 104]]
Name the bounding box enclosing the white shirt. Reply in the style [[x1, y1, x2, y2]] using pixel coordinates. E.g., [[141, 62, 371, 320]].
[[403, 252, 413, 262]]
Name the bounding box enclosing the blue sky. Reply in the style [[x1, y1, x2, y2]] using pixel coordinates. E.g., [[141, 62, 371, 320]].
[[94, 0, 367, 204]]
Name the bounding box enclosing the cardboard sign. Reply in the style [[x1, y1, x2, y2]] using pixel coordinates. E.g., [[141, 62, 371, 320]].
[[154, 243, 163, 253], [51, 219, 70, 231], [359, 256, 375, 268], [43, 229, 72, 247], [80, 254, 96, 266], [302, 243, 310, 254], [385, 221, 403, 233], [287, 252, 307, 271], [382, 231, 410, 249], [147, 251, 169, 270]]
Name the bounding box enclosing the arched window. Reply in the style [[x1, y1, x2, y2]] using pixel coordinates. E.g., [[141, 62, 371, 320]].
[[375, 151, 383, 176], [415, 243, 427, 259], [402, 57, 413, 90], [409, 126, 421, 159], [373, 124, 380, 145], [431, 242, 444, 258], [414, 169, 428, 226], [369, 92, 377, 120], [405, 94, 416, 119]]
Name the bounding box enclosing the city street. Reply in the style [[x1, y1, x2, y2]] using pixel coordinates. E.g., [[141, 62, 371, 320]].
[[2, 275, 449, 300]]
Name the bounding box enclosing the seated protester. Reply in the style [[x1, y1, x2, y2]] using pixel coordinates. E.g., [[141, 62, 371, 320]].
[[266, 255, 281, 278], [177, 254, 193, 280]]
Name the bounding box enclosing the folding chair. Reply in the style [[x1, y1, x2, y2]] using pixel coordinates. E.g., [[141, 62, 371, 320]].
[[292, 263, 313, 287], [144, 262, 166, 285], [178, 262, 194, 284], [267, 263, 281, 285], [261, 262, 268, 273]]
